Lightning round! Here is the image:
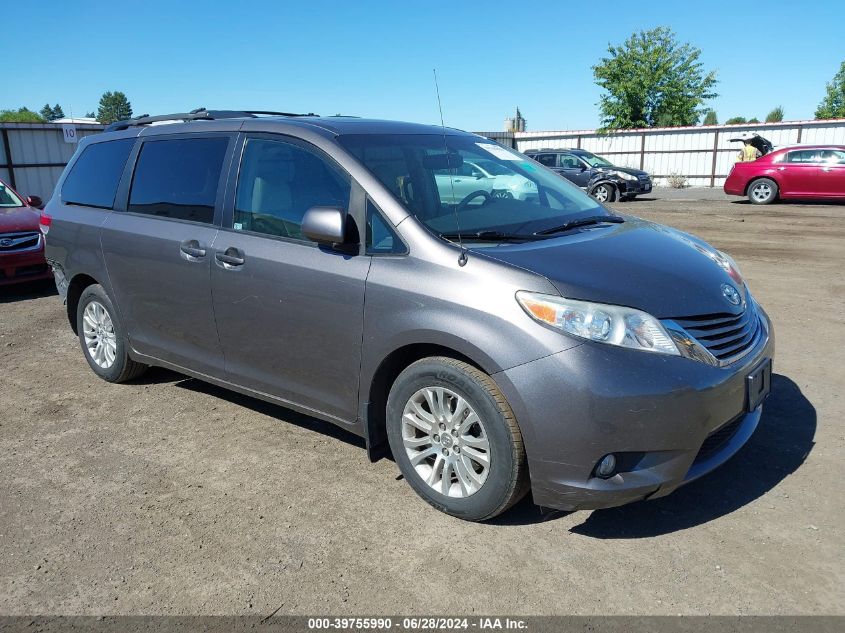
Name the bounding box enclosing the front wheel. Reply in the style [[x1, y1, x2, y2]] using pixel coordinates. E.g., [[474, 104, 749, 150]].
[[386, 357, 529, 521], [748, 178, 779, 204], [592, 183, 617, 203]]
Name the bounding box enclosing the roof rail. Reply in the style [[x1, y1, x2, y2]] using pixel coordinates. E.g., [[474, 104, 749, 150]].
[[104, 108, 318, 132]]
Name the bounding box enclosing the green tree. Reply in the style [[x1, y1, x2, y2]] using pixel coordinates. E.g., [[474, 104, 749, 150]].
[[592, 26, 718, 129], [96, 91, 133, 124], [725, 116, 747, 125], [0, 107, 45, 123], [748, 118, 760, 124], [702, 110, 718, 125], [39, 103, 66, 120], [84, 111, 96, 118], [815, 61, 845, 119], [765, 106, 784, 123]]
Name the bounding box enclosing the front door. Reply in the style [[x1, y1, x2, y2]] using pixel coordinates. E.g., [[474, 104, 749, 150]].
[[557, 153, 591, 188], [818, 149, 845, 197], [101, 134, 232, 376], [210, 135, 370, 424], [778, 149, 822, 196]]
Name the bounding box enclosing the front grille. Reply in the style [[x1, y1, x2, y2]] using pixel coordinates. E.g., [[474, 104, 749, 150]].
[[672, 306, 761, 362], [0, 231, 40, 252], [693, 414, 743, 464]]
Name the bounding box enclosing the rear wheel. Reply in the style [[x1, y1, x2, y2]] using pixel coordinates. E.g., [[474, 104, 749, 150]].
[[77, 284, 147, 383], [748, 178, 778, 204], [592, 183, 617, 203], [386, 357, 529, 521]]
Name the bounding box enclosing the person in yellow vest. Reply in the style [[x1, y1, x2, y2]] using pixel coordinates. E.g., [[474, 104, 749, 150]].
[[737, 139, 761, 162]]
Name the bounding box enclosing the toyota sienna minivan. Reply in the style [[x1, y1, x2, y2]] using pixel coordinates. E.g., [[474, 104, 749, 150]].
[[43, 109, 773, 521]]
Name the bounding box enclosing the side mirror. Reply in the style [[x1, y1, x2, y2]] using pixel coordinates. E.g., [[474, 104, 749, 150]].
[[26, 195, 44, 209], [302, 206, 347, 245]]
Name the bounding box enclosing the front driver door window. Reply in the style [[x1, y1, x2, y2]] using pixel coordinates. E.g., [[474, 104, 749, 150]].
[[211, 136, 369, 422]]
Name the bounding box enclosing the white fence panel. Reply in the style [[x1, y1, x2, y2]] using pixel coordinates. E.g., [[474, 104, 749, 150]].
[[479, 118, 845, 187]]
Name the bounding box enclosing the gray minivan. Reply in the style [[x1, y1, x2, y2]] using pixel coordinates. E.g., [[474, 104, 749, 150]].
[[43, 110, 774, 521]]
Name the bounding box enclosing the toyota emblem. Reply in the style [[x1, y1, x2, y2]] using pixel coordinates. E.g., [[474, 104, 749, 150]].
[[721, 283, 742, 306]]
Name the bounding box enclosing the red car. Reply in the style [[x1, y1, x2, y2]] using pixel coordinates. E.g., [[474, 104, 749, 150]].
[[0, 179, 52, 286], [724, 144, 845, 204]]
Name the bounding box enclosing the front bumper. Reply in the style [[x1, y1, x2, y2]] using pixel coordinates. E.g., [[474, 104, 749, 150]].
[[622, 178, 652, 196], [0, 244, 52, 286], [492, 312, 774, 512]]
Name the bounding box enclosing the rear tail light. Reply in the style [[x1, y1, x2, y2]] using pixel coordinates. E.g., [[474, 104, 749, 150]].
[[39, 212, 52, 236]]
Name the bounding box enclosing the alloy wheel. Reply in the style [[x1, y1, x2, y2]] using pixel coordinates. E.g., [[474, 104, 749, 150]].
[[593, 185, 610, 202], [82, 300, 117, 369], [401, 386, 491, 498], [751, 182, 773, 203]]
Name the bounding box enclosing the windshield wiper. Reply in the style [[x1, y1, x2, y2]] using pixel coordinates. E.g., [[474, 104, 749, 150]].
[[439, 230, 547, 242], [534, 215, 624, 236]]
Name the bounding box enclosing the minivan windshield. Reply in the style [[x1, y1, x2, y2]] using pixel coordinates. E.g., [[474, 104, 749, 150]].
[[576, 151, 614, 168], [339, 134, 609, 242]]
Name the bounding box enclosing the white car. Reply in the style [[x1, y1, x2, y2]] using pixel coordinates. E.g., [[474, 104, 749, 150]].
[[435, 159, 538, 204]]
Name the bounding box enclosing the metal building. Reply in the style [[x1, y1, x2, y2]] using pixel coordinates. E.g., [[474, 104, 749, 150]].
[[0, 122, 105, 200]]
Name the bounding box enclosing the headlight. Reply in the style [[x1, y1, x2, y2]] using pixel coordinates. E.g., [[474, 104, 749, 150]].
[[610, 170, 637, 181], [516, 291, 680, 355]]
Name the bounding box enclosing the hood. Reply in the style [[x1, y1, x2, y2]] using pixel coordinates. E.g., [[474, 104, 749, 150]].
[[479, 217, 746, 318], [0, 206, 39, 233]]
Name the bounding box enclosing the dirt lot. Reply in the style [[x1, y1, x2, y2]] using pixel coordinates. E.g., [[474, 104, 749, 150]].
[[1, 191, 843, 616]]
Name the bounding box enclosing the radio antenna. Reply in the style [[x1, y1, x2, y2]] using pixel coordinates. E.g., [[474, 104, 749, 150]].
[[433, 69, 468, 267]]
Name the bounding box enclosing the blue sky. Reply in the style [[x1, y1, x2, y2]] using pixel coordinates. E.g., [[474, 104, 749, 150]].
[[4, 0, 844, 131]]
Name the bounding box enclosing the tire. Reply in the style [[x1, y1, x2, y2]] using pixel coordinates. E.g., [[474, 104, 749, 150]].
[[592, 183, 617, 203], [76, 284, 147, 383], [386, 357, 529, 521], [747, 178, 779, 205]]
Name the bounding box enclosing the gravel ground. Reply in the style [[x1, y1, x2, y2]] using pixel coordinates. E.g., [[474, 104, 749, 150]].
[[1, 193, 843, 616]]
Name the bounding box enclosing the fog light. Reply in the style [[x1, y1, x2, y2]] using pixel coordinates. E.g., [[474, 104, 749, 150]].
[[596, 453, 617, 478]]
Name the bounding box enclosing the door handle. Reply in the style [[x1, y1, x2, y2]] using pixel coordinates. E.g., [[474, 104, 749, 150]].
[[822, 167, 832, 172], [179, 239, 207, 260], [215, 247, 245, 269], [777, 167, 786, 171]]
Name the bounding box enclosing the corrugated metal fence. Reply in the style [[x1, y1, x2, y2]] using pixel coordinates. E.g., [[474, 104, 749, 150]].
[[4, 119, 845, 198], [480, 119, 845, 187], [0, 122, 104, 200]]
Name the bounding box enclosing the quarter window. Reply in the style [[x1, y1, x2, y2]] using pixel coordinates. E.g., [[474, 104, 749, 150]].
[[234, 138, 350, 240], [128, 137, 229, 223], [366, 200, 405, 254], [62, 138, 135, 209]]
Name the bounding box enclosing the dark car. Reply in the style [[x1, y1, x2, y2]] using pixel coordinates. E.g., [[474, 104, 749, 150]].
[[524, 148, 652, 202], [725, 144, 845, 204], [44, 109, 772, 521], [0, 178, 50, 286]]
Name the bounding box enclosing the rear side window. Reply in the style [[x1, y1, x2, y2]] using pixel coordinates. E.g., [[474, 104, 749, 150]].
[[535, 154, 558, 167], [128, 137, 229, 223], [786, 150, 821, 164], [61, 138, 135, 209]]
